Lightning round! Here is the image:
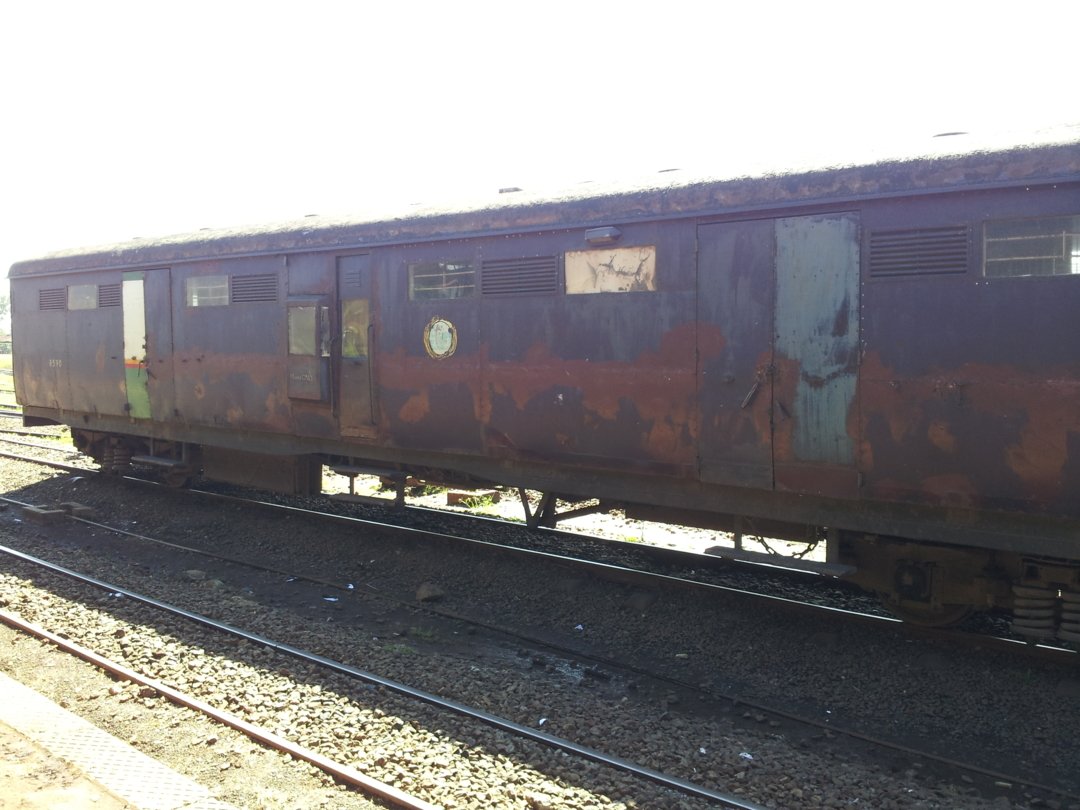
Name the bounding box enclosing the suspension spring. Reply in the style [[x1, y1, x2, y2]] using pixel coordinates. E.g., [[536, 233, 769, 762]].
[[1010, 585, 1059, 641]]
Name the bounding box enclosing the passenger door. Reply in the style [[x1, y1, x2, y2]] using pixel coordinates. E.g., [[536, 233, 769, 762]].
[[696, 213, 860, 496], [696, 219, 776, 489], [122, 268, 174, 420], [772, 214, 860, 497], [337, 254, 375, 435]]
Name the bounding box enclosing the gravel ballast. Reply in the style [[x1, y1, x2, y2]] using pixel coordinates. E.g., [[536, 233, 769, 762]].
[[0, 455, 1078, 808]]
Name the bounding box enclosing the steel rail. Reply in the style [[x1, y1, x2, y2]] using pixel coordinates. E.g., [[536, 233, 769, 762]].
[[1, 446, 1075, 667], [0, 608, 441, 810], [0, 541, 765, 810], [3, 451, 1078, 800]]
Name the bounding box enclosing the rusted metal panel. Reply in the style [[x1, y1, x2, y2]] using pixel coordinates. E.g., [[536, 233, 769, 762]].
[[201, 446, 322, 495], [773, 214, 860, 496], [143, 269, 176, 420], [13, 280, 70, 411], [374, 226, 699, 471], [696, 219, 775, 488], [859, 183, 1080, 518], [68, 278, 125, 417], [171, 257, 294, 433]]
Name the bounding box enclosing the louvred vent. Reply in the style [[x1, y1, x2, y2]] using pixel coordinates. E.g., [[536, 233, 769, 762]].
[[230, 273, 278, 302], [98, 283, 122, 307], [342, 267, 363, 289], [869, 226, 969, 277], [39, 289, 65, 310], [481, 256, 559, 295]]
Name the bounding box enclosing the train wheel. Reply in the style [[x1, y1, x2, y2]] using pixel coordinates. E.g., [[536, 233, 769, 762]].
[[882, 599, 973, 627]]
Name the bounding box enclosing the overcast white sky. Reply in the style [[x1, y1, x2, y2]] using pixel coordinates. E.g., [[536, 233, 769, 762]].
[[1, 0, 1077, 284]]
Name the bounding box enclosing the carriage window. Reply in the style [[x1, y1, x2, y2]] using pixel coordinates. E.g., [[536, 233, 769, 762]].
[[985, 215, 1080, 278], [565, 246, 657, 293], [409, 260, 476, 300], [67, 284, 98, 310], [288, 305, 317, 355], [186, 275, 229, 306]]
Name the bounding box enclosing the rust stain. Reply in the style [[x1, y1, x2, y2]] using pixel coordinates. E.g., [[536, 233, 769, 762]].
[[379, 323, 702, 465], [920, 474, 978, 507], [860, 350, 1080, 507], [927, 421, 957, 453], [769, 355, 801, 464], [696, 323, 727, 362], [398, 390, 431, 424]]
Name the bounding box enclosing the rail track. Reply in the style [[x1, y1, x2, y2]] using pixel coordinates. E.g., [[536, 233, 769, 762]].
[[0, 434, 1071, 664], [0, 541, 759, 809], [1, 442, 1078, 806]]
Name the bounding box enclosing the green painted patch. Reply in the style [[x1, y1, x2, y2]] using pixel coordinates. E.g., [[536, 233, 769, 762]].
[[124, 365, 151, 419]]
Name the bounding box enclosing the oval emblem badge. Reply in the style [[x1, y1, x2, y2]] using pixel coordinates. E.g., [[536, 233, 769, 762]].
[[423, 317, 457, 359]]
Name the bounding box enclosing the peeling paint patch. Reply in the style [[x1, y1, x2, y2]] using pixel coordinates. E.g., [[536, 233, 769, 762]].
[[774, 214, 860, 466], [565, 246, 657, 293]]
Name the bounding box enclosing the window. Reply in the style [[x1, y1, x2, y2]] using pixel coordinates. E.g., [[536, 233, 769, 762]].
[[186, 275, 229, 306], [565, 246, 657, 293], [286, 304, 330, 357], [409, 260, 475, 300], [67, 284, 97, 310], [985, 215, 1080, 278], [288, 306, 317, 355]]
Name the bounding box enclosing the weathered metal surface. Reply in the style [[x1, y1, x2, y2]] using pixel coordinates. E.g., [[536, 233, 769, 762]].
[[773, 214, 860, 497], [11, 134, 1079, 279], [696, 219, 775, 488], [200, 447, 322, 495], [9, 133, 1080, 567], [858, 181, 1080, 519]]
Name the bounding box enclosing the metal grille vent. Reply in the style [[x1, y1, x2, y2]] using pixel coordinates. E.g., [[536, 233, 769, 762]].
[[869, 227, 969, 277], [481, 256, 559, 295], [230, 273, 278, 303], [342, 268, 363, 289], [39, 289, 65, 310], [97, 283, 122, 307]]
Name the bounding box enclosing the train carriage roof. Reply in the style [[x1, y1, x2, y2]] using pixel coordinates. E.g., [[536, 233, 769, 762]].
[[10, 125, 1080, 277]]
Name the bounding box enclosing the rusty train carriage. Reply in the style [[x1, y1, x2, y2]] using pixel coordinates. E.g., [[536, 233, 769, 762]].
[[10, 131, 1080, 634]]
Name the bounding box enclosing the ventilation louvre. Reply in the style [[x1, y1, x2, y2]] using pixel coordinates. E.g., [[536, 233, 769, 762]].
[[39, 289, 65, 310], [869, 227, 968, 277], [97, 283, 122, 307], [230, 273, 278, 303], [481, 256, 559, 295], [342, 268, 363, 289]]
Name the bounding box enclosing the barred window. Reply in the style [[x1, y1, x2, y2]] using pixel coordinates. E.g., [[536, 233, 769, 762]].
[[409, 260, 475, 301], [985, 215, 1080, 278], [186, 275, 229, 306]]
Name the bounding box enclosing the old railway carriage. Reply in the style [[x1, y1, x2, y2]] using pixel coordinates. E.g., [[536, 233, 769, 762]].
[[10, 129, 1080, 634]]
